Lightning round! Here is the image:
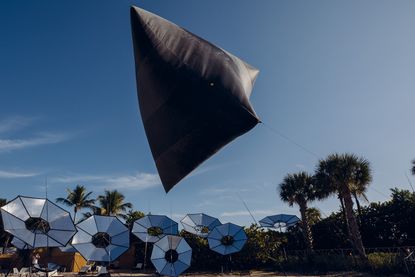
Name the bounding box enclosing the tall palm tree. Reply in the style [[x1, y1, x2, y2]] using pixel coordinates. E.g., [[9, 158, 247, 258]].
[[279, 172, 316, 251], [56, 185, 95, 223], [314, 153, 372, 259], [97, 190, 132, 219]]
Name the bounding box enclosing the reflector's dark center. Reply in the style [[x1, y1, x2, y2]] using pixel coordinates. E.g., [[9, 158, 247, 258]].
[[25, 217, 50, 234], [92, 232, 111, 248], [165, 249, 179, 263], [148, 226, 163, 236], [221, 235, 234, 246]]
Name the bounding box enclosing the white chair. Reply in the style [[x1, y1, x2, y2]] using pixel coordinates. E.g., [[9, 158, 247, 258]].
[[96, 266, 108, 276], [78, 265, 91, 274], [36, 270, 58, 277], [19, 268, 30, 277], [12, 268, 19, 276]]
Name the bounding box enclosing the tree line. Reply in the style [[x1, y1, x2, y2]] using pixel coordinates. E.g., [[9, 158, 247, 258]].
[[0, 153, 414, 274], [55, 186, 144, 224], [278, 153, 415, 261]]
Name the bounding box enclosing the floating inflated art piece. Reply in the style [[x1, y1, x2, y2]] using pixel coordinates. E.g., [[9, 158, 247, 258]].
[[131, 6, 260, 192]]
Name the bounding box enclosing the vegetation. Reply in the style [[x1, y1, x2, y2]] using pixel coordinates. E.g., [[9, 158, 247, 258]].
[[177, 188, 415, 274], [54, 186, 134, 221], [56, 185, 95, 223], [315, 153, 372, 259], [125, 209, 145, 228], [0, 153, 414, 275], [279, 172, 317, 251], [96, 190, 133, 219]]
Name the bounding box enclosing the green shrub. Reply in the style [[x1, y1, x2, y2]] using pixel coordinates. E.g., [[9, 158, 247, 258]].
[[278, 252, 406, 275], [367, 252, 404, 275]]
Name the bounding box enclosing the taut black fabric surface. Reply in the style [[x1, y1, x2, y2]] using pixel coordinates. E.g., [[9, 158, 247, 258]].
[[131, 6, 260, 192]]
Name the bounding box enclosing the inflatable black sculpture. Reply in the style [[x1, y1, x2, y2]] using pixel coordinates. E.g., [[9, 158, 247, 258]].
[[131, 6, 260, 192]]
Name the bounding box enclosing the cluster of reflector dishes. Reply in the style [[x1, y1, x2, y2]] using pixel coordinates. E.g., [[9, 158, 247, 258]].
[[71, 215, 129, 262], [0, 196, 76, 248], [132, 215, 178, 243], [207, 223, 247, 255], [151, 235, 192, 277], [180, 213, 221, 238], [259, 214, 300, 230]]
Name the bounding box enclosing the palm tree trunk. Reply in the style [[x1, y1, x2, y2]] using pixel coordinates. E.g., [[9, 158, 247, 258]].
[[353, 192, 362, 226], [74, 207, 77, 223], [299, 202, 313, 252], [341, 185, 366, 259], [338, 193, 347, 224]]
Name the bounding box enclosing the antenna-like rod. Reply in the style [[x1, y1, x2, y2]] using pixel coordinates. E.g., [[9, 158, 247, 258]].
[[237, 193, 257, 225], [405, 172, 414, 192]]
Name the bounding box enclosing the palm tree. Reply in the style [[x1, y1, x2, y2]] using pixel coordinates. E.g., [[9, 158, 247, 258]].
[[125, 210, 145, 229], [279, 172, 316, 251], [97, 190, 132, 219], [56, 185, 95, 223], [306, 207, 321, 226], [314, 153, 372, 259]]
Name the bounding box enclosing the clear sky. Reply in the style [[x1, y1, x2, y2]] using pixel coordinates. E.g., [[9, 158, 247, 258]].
[[1, 0, 415, 226]]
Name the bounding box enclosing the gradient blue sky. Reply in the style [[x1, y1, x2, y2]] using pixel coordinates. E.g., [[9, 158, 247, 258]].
[[1, 0, 415, 226]]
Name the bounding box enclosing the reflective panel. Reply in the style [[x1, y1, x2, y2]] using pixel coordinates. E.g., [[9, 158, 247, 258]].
[[59, 244, 77, 253], [111, 231, 130, 247], [207, 223, 247, 255], [72, 215, 129, 262], [11, 237, 32, 250], [107, 218, 128, 236], [2, 211, 26, 230], [132, 215, 178, 243], [2, 198, 30, 221], [181, 213, 221, 238], [50, 213, 75, 230], [259, 214, 300, 230], [152, 258, 167, 272], [150, 235, 192, 276], [78, 216, 98, 236], [95, 215, 114, 233], [151, 246, 165, 259], [72, 228, 91, 244], [1, 196, 76, 248], [21, 198, 45, 218]]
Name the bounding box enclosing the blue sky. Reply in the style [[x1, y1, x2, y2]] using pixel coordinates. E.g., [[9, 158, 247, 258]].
[[1, 0, 415, 226]]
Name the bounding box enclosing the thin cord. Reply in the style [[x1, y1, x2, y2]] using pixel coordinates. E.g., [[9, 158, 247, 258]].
[[261, 122, 320, 159], [368, 186, 389, 199], [262, 122, 391, 203]]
